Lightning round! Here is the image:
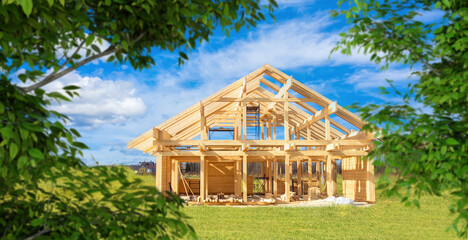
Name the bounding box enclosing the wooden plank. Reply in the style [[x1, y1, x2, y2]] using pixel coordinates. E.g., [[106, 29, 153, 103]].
[[243, 155, 248, 202], [157, 139, 373, 147], [155, 150, 369, 157], [171, 159, 178, 194], [274, 159, 278, 198], [284, 88, 289, 141], [214, 97, 319, 102], [200, 155, 206, 201], [156, 155, 163, 190], [235, 160, 241, 196], [267, 76, 292, 112], [285, 154, 291, 202], [242, 100, 247, 140], [297, 159, 302, 195]]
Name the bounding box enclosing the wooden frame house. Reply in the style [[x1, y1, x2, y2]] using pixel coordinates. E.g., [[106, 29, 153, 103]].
[[128, 64, 375, 203]]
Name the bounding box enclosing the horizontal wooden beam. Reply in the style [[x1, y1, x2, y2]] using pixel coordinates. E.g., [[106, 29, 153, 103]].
[[156, 139, 372, 147], [155, 150, 368, 157], [213, 97, 318, 102]]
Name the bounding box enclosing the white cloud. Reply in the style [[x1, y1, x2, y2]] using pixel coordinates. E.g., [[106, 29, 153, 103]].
[[413, 9, 445, 23], [43, 71, 146, 127], [346, 68, 415, 90]]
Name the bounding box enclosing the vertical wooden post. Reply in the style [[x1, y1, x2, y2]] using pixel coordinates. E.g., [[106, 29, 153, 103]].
[[308, 158, 312, 188], [200, 155, 206, 201], [297, 159, 302, 196], [317, 161, 322, 185], [156, 155, 163, 190], [261, 121, 265, 140], [242, 101, 247, 140], [243, 155, 248, 202], [205, 159, 209, 198], [235, 159, 242, 196], [266, 160, 271, 193], [267, 118, 272, 140], [285, 155, 291, 202], [171, 159, 179, 194], [273, 159, 278, 198], [366, 158, 376, 202], [273, 116, 277, 140], [200, 101, 207, 141], [284, 91, 289, 141], [325, 114, 331, 141], [326, 155, 336, 197]]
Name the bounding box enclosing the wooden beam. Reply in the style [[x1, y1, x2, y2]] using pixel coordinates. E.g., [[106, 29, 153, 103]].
[[243, 155, 248, 203], [242, 100, 247, 140], [267, 75, 292, 112], [308, 158, 312, 188], [235, 159, 242, 196], [284, 87, 289, 141], [200, 155, 206, 201], [171, 159, 178, 194], [297, 159, 302, 196], [273, 158, 278, 198], [214, 97, 318, 102], [285, 154, 291, 202], [155, 150, 369, 157], [156, 155, 163, 190]]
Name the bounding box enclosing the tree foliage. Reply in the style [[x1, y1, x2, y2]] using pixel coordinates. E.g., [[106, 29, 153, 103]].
[[0, 0, 277, 238], [332, 0, 467, 236], [1, 0, 277, 92]]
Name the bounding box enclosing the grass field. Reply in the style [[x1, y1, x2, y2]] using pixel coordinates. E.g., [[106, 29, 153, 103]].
[[132, 170, 457, 239]]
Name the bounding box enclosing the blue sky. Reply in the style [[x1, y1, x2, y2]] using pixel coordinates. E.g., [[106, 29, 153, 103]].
[[35, 0, 438, 165]]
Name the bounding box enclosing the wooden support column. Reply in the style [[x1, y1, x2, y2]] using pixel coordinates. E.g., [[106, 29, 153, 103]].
[[261, 121, 265, 140], [235, 159, 242, 196], [200, 155, 206, 201], [317, 161, 322, 185], [200, 101, 207, 141], [242, 100, 247, 140], [326, 155, 336, 197], [285, 154, 291, 202], [273, 159, 278, 198], [156, 155, 163, 190], [267, 118, 272, 140], [307, 126, 311, 150], [171, 159, 179, 194], [308, 158, 312, 186], [266, 160, 271, 193], [243, 155, 248, 202], [297, 159, 302, 196], [273, 116, 277, 140], [366, 158, 376, 202], [284, 91, 289, 141], [205, 158, 209, 197]]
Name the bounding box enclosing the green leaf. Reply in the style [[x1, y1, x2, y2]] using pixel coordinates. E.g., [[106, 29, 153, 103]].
[[445, 138, 458, 145], [85, 34, 95, 46], [31, 218, 43, 227], [19, 0, 33, 17], [63, 85, 80, 91], [28, 148, 45, 160], [442, 0, 451, 7], [10, 142, 19, 159], [17, 156, 28, 168]]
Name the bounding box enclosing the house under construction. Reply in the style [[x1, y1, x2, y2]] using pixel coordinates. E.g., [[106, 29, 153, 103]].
[[128, 64, 375, 203]]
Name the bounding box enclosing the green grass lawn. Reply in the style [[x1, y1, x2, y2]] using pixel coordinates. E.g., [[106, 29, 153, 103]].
[[130, 170, 457, 239]]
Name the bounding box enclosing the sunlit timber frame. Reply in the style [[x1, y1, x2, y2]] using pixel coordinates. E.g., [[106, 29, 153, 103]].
[[128, 64, 376, 204]]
